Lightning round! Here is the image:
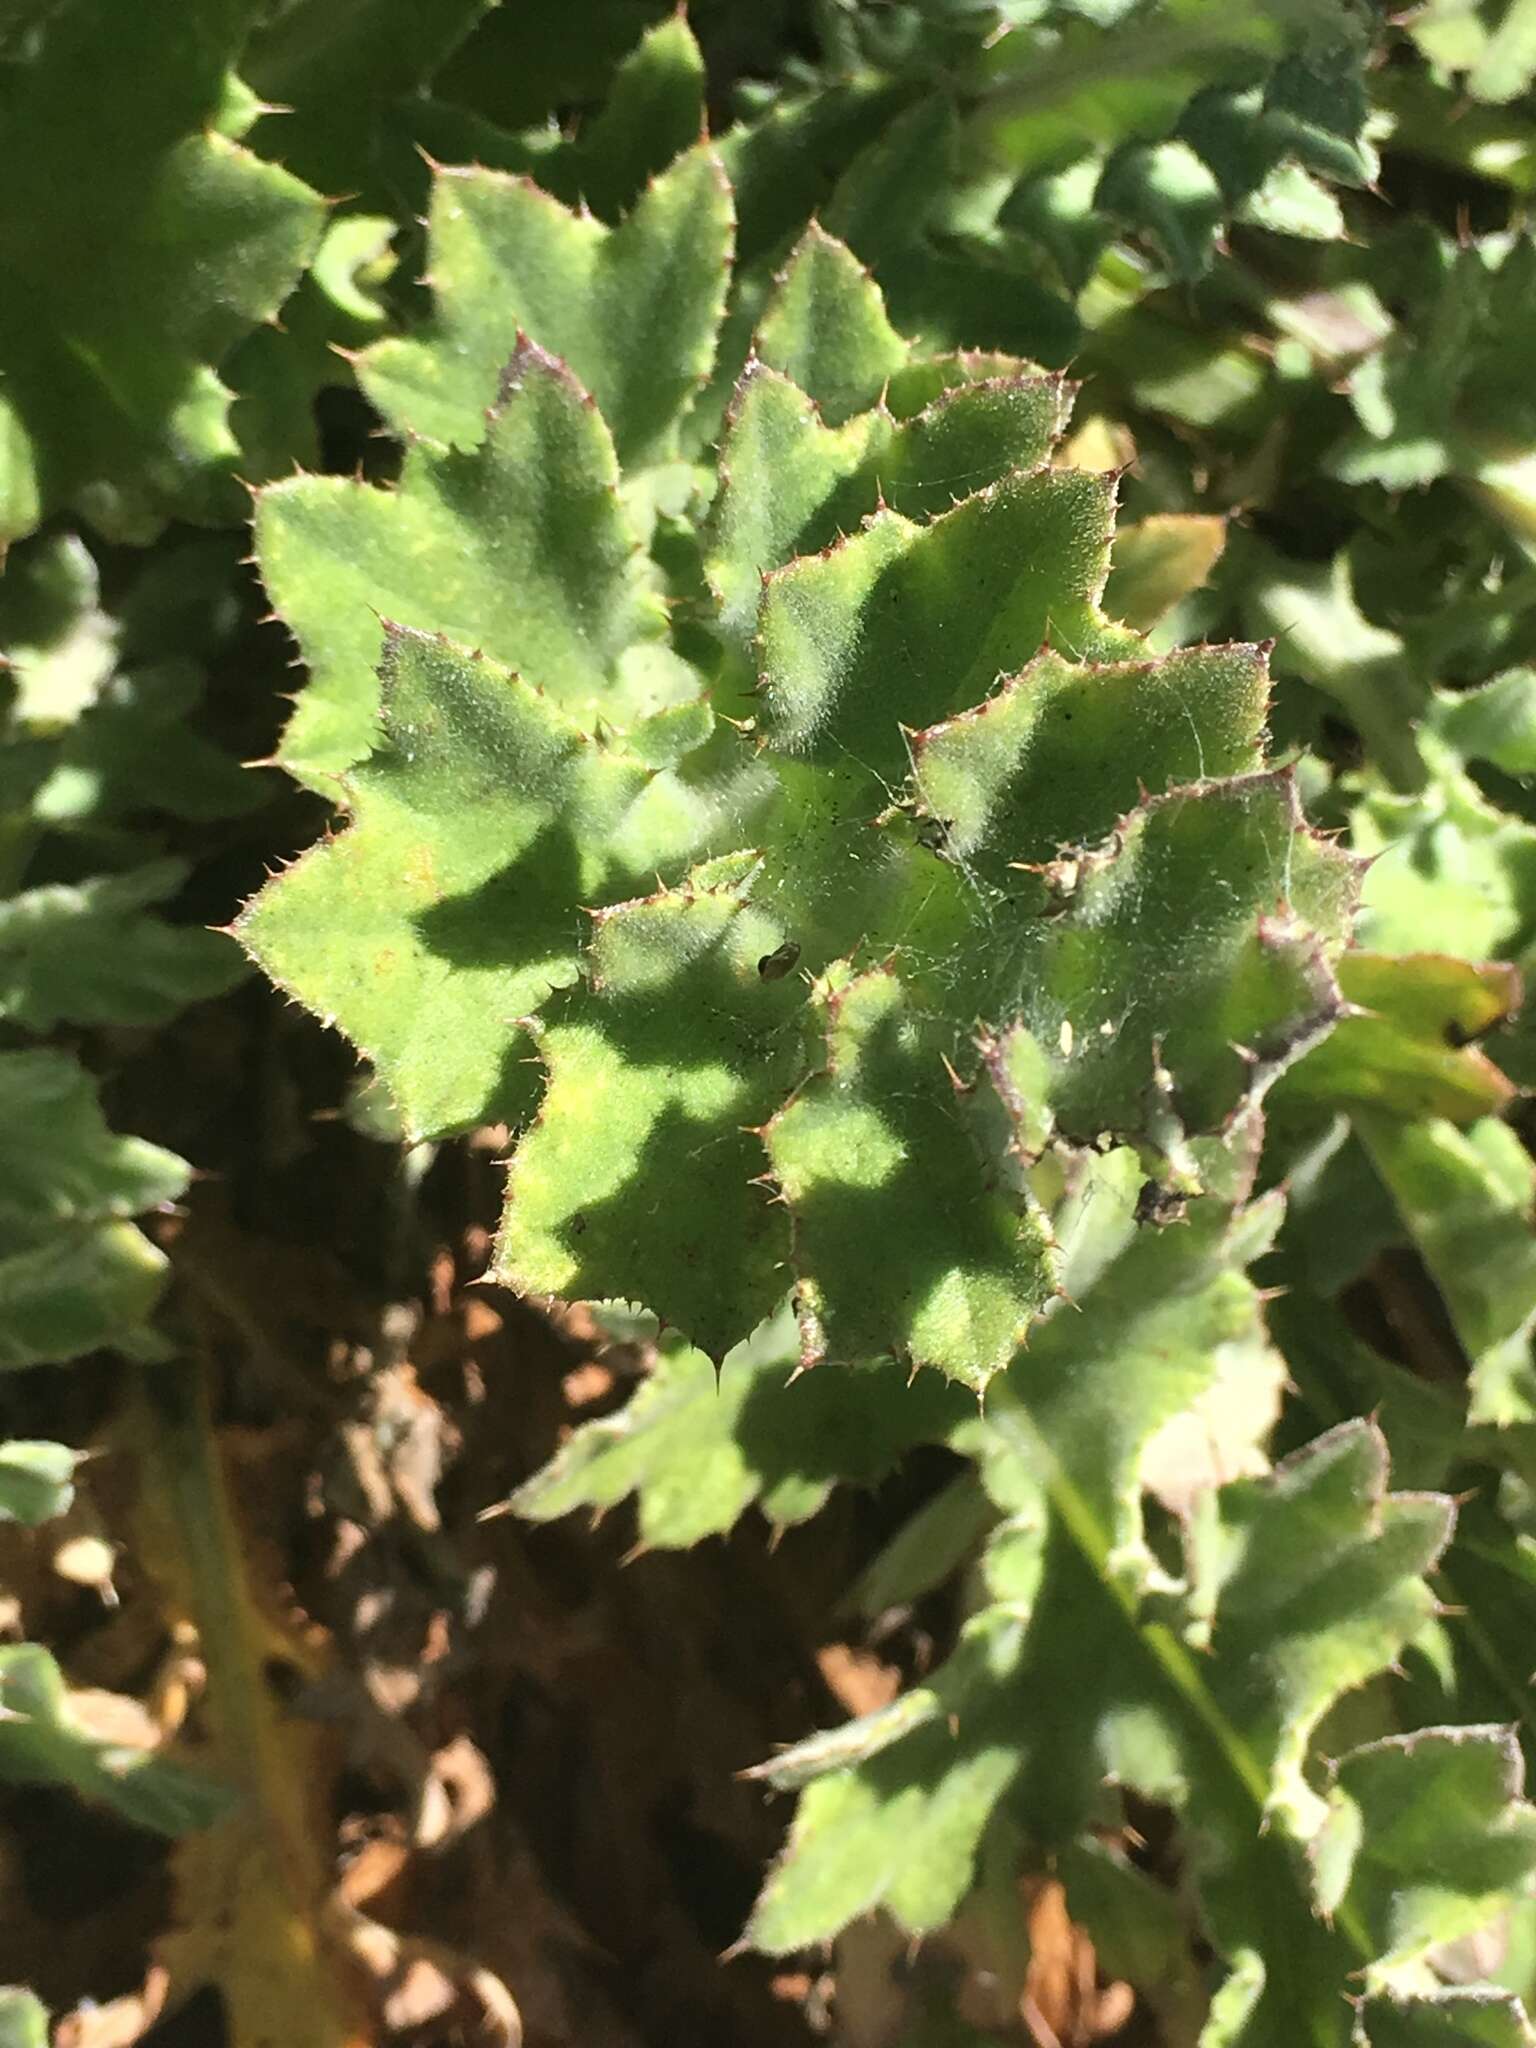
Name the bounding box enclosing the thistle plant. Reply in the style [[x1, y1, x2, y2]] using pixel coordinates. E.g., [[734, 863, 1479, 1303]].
[[5, 0, 1536, 2038], [225, 106, 1536, 2039], [240, 144, 1360, 1385]]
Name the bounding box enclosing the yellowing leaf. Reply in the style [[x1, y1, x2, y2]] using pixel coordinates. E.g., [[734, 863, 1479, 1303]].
[[128, 1370, 371, 2048]]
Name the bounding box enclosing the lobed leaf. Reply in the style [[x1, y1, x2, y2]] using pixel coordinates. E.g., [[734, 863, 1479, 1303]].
[[248, 185, 1362, 1384], [358, 143, 733, 467], [1316, 1725, 1536, 1986], [757, 464, 1121, 778], [261, 337, 672, 785], [763, 961, 1062, 1390], [706, 353, 1071, 663], [1281, 953, 1521, 1126], [0, 0, 324, 544], [241, 623, 750, 1140], [743, 1133, 1462, 2026], [754, 223, 910, 427], [527, 14, 709, 225], [508, 1304, 973, 1544], [750, 1419, 1458, 2048], [0, 1050, 187, 1370]]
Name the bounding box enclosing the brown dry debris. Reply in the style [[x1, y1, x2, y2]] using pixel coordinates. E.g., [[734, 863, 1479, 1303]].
[[1, 1160, 1139, 2048]]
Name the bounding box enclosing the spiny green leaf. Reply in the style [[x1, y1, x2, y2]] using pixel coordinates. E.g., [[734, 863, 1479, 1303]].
[[239, 626, 727, 1138], [496, 850, 792, 1357], [755, 222, 909, 427], [497, 753, 1349, 1380], [757, 465, 1121, 778], [248, 173, 1360, 1386], [529, 12, 707, 224], [751, 1419, 1452, 2041], [261, 336, 671, 784], [1316, 1725, 1536, 1985], [743, 1152, 1454, 2010], [908, 642, 1268, 866], [508, 1302, 973, 1544], [1186, 1423, 1452, 1834], [706, 357, 1072, 661], [763, 961, 1062, 1390], [226, 210, 397, 482], [993, 772, 1357, 1148], [1280, 953, 1520, 1126], [706, 362, 887, 657], [0, 0, 324, 543], [747, 1675, 1027, 1948], [220, 41, 1536, 2035], [970, 1175, 1286, 1577], [357, 142, 733, 466], [741, 1179, 1271, 1801]]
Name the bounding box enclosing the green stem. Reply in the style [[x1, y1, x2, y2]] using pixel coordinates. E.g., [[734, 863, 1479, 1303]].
[[984, 1382, 1377, 1968]]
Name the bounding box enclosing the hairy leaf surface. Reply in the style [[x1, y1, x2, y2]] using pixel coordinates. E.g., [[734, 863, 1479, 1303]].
[[0, 0, 323, 543]]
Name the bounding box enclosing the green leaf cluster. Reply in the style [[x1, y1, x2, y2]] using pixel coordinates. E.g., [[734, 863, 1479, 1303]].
[[0, 521, 260, 1370], [0, 0, 324, 546], [11, 2, 1536, 2042], [230, 15, 1536, 2032], [242, 136, 1367, 1387]]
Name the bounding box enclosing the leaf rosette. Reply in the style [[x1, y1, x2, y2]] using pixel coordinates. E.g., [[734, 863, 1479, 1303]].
[[239, 127, 1361, 1392]]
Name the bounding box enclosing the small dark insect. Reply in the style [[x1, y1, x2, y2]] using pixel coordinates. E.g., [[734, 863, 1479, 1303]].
[[916, 816, 954, 854], [1134, 1179, 1188, 1228], [758, 940, 801, 981]]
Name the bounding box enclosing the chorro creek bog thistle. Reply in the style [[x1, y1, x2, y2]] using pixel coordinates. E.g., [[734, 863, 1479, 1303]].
[[233, 102, 1536, 2045], [10, 4, 1536, 2044]]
